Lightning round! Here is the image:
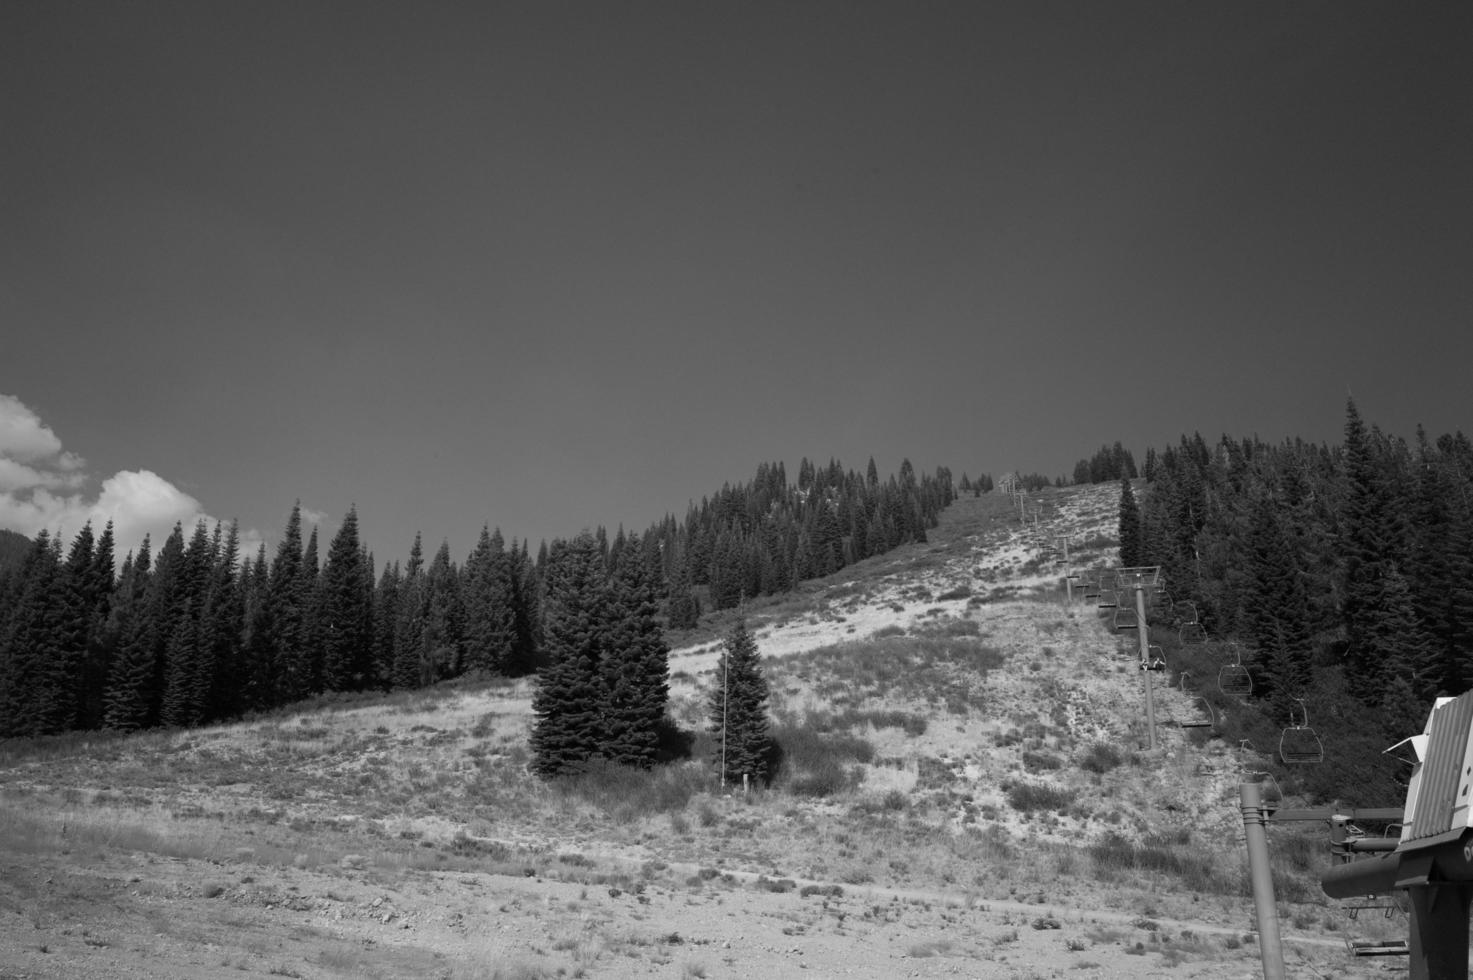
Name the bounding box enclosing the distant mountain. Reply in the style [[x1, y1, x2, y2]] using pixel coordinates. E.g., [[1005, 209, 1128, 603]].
[[0, 528, 33, 573]]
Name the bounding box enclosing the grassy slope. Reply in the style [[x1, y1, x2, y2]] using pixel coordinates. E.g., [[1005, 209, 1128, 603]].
[[0, 484, 1406, 979]]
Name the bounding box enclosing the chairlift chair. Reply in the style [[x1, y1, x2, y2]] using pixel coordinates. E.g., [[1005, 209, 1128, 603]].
[[1113, 604, 1139, 631], [1097, 588, 1119, 609], [1179, 622, 1208, 644], [1278, 697, 1325, 764], [1174, 600, 1199, 626], [1218, 645, 1253, 697], [1172, 671, 1214, 728]]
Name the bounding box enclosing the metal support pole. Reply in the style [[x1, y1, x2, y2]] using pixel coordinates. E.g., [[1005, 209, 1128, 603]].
[[1240, 780, 1287, 980], [1136, 586, 1156, 751], [1062, 538, 1073, 605]]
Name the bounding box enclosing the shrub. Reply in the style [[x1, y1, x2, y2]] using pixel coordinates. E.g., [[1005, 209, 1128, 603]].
[[1006, 782, 1075, 813], [1022, 750, 1063, 772], [1078, 742, 1123, 774]]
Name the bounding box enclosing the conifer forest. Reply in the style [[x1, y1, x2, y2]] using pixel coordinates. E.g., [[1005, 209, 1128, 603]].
[[2, 402, 1470, 806], [0, 458, 954, 755]]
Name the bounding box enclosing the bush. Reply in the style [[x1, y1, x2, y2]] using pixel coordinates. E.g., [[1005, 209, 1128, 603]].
[[1006, 782, 1076, 813], [1022, 750, 1063, 772], [771, 724, 875, 797], [1078, 743, 1124, 774]]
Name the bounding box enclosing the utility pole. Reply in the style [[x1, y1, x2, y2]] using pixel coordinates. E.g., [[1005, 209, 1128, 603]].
[[1134, 582, 1157, 751]]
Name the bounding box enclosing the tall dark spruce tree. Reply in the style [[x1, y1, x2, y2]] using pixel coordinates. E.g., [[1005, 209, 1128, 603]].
[[600, 545, 670, 767], [267, 504, 308, 704], [1118, 476, 1143, 568], [1241, 494, 1314, 715], [321, 507, 370, 692], [708, 617, 771, 786], [393, 534, 426, 689], [0, 531, 62, 737], [531, 532, 608, 776], [1339, 400, 1429, 712], [463, 526, 516, 674]]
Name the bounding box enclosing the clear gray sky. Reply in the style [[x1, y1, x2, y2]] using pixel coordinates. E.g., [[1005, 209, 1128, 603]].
[[3, 1, 1470, 564]]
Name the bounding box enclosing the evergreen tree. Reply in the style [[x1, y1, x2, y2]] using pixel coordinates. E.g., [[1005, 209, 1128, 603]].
[[239, 545, 274, 712], [102, 536, 153, 728], [708, 617, 771, 786], [665, 549, 701, 630], [393, 534, 426, 689], [267, 504, 309, 703], [423, 540, 465, 681], [1339, 401, 1427, 703], [1242, 495, 1314, 714], [203, 521, 245, 722], [321, 507, 370, 691], [300, 524, 324, 694], [0, 531, 63, 736], [531, 532, 609, 776], [1118, 477, 1143, 568], [505, 539, 541, 675], [467, 526, 518, 674], [161, 597, 205, 727], [76, 521, 117, 729], [600, 546, 670, 767], [371, 562, 401, 689]]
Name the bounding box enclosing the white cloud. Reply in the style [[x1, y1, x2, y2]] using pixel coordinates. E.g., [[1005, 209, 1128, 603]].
[[300, 506, 329, 529], [0, 393, 254, 565], [0, 393, 72, 463]]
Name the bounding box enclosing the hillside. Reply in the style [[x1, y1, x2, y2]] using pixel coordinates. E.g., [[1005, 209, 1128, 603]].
[[0, 483, 1406, 979]]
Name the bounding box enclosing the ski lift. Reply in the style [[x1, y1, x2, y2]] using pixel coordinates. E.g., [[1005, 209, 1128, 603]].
[[1179, 621, 1208, 644], [1081, 571, 1102, 601], [1148, 588, 1173, 617], [1113, 604, 1139, 630], [1175, 671, 1215, 729], [1097, 588, 1118, 609], [1174, 600, 1199, 626], [1278, 697, 1324, 764], [1218, 645, 1253, 697]]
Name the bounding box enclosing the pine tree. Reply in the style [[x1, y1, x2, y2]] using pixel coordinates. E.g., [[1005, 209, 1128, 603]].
[[600, 546, 670, 767], [267, 504, 308, 703], [371, 562, 401, 689], [531, 532, 608, 776], [300, 524, 324, 695], [103, 536, 153, 729], [321, 507, 370, 692], [0, 531, 64, 736], [665, 550, 702, 630], [1242, 495, 1314, 714], [239, 545, 274, 712], [463, 526, 517, 673], [393, 534, 426, 689], [708, 618, 771, 786], [1118, 477, 1143, 568], [1339, 401, 1428, 703], [422, 540, 465, 681], [203, 521, 245, 722]]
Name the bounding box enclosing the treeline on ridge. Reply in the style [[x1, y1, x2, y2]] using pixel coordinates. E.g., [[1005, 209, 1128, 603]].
[[1120, 401, 1473, 803], [0, 457, 955, 740]]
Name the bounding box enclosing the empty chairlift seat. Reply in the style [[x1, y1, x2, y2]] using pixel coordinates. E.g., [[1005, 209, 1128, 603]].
[[1278, 698, 1325, 764], [1217, 645, 1253, 697]]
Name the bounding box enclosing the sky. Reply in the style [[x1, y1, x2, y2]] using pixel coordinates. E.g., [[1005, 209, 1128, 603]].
[[2, 1, 1470, 565]]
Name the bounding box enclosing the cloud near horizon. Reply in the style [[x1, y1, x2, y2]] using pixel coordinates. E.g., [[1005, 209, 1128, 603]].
[[0, 393, 264, 562]]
